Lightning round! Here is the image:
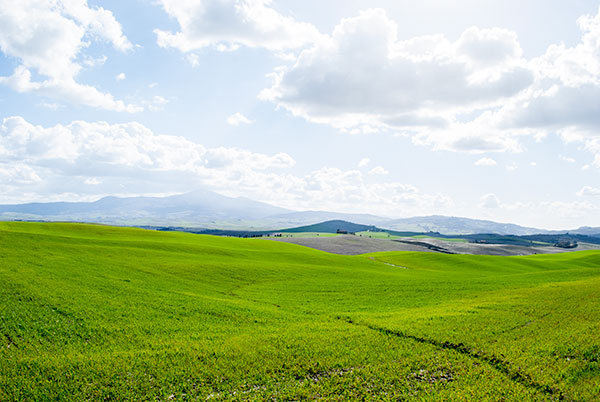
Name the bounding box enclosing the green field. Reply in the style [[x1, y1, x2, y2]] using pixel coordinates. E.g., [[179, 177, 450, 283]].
[[268, 232, 340, 238], [1, 222, 599, 401], [356, 231, 399, 239]]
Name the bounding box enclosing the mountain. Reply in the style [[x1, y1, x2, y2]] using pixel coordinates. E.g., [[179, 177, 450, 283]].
[[0, 190, 291, 227], [547, 226, 600, 237], [378, 215, 545, 236]]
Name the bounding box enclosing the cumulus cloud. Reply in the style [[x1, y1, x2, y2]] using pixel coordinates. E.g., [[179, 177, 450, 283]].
[[358, 158, 370, 168], [0, 163, 42, 184], [560, 155, 576, 163], [456, 26, 522, 67], [84, 177, 101, 185], [0, 116, 294, 175], [260, 9, 532, 137], [578, 186, 600, 197], [227, 112, 253, 126], [369, 166, 389, 175], [474, 157, 497, 166], [480, 193, 500, 208], [0, 0, 140, 112], [0, 116, 452, 217], [258, 6, 600, 161], [116, 72, 126, 80], [487, 7, 600, 162], [143, 95, 169, 112], [262, 167, 453, 215], [154, 0, 322, 52]]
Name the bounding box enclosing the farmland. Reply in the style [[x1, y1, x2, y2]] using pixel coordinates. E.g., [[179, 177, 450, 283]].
[[1, 222, 599, 401]]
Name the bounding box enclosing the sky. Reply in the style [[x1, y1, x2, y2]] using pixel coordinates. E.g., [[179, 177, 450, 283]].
[[1, 0, 600, 229]]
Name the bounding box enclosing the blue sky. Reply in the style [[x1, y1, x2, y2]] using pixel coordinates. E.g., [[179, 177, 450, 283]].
[[1, 0, 600, 229]]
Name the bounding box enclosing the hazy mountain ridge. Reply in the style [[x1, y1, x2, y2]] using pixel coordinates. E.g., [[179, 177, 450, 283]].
[[0, 190, 290, 227], [380, 215, 545, 236], [1, 191, 598, 235]]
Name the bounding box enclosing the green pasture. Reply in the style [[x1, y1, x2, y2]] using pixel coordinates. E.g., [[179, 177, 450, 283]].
[[1, 222, 598, 401], [268, 232, 339, 238], [356, 231, 397, 239]]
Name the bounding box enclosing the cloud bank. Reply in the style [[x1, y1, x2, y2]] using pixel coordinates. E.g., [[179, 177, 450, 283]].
[[259, 7, 600, 163], [155, 0, 322, 52], [0, 0, 140, 112], [0, 116, 451, 216]]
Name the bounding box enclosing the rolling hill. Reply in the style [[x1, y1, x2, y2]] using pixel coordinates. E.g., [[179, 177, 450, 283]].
[[1, 222, 600, 400], [279, 219, 378, 233], [380, 215, 545, 235]]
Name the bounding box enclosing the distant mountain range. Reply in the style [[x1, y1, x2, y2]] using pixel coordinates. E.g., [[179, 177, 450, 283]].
[[1, 190, 599, 236], [0, 190, 289, 228], [381, 215, 544, 236]]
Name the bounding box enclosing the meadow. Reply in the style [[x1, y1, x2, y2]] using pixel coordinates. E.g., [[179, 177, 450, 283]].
[[1, 222, 599, 401]]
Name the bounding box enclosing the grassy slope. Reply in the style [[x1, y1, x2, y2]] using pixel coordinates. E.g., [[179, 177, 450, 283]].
[[1, 222, 599, 401]]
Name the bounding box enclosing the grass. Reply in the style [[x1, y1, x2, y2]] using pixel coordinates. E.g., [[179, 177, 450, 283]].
[[267, 232, 339, 238], [1, 222, 599, 401], [356, 231, 398, 239]]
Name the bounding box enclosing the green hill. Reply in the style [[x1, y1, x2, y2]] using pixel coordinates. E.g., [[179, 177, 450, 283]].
[[1, 222, 599, 401], [280, 219, 377, 233]]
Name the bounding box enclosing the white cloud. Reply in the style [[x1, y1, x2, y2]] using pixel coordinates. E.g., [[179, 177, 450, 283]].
[[227, 112, 253, 126], [493, 6, 600, 163], [0, 0, 140, 112], [37, 101, 62, 110], [0, 116, 294, 174], [59, 0, 133, 52], [116, 72, 126, 80], [480, 193, 500, 208], [559, 155, 576, 163], [474, 157, 497, 166], [143, 95, 169, 112], [154, 0, 323, 52], [257, 6, 600, 162], [578, 186, 600, 197], [260, 9, 532, 138], [0, 116, 452, 217], [84, 177, 101, 185], [0, 163, 41, 184], [369, 166, 388, 175], [257, 167, 453, 216], [456, 26, 522, 68], [186, 53, 200, 67], [539, 200, 599, 223], [0, 67, 142, 113], [358, 157, 370, 168]]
